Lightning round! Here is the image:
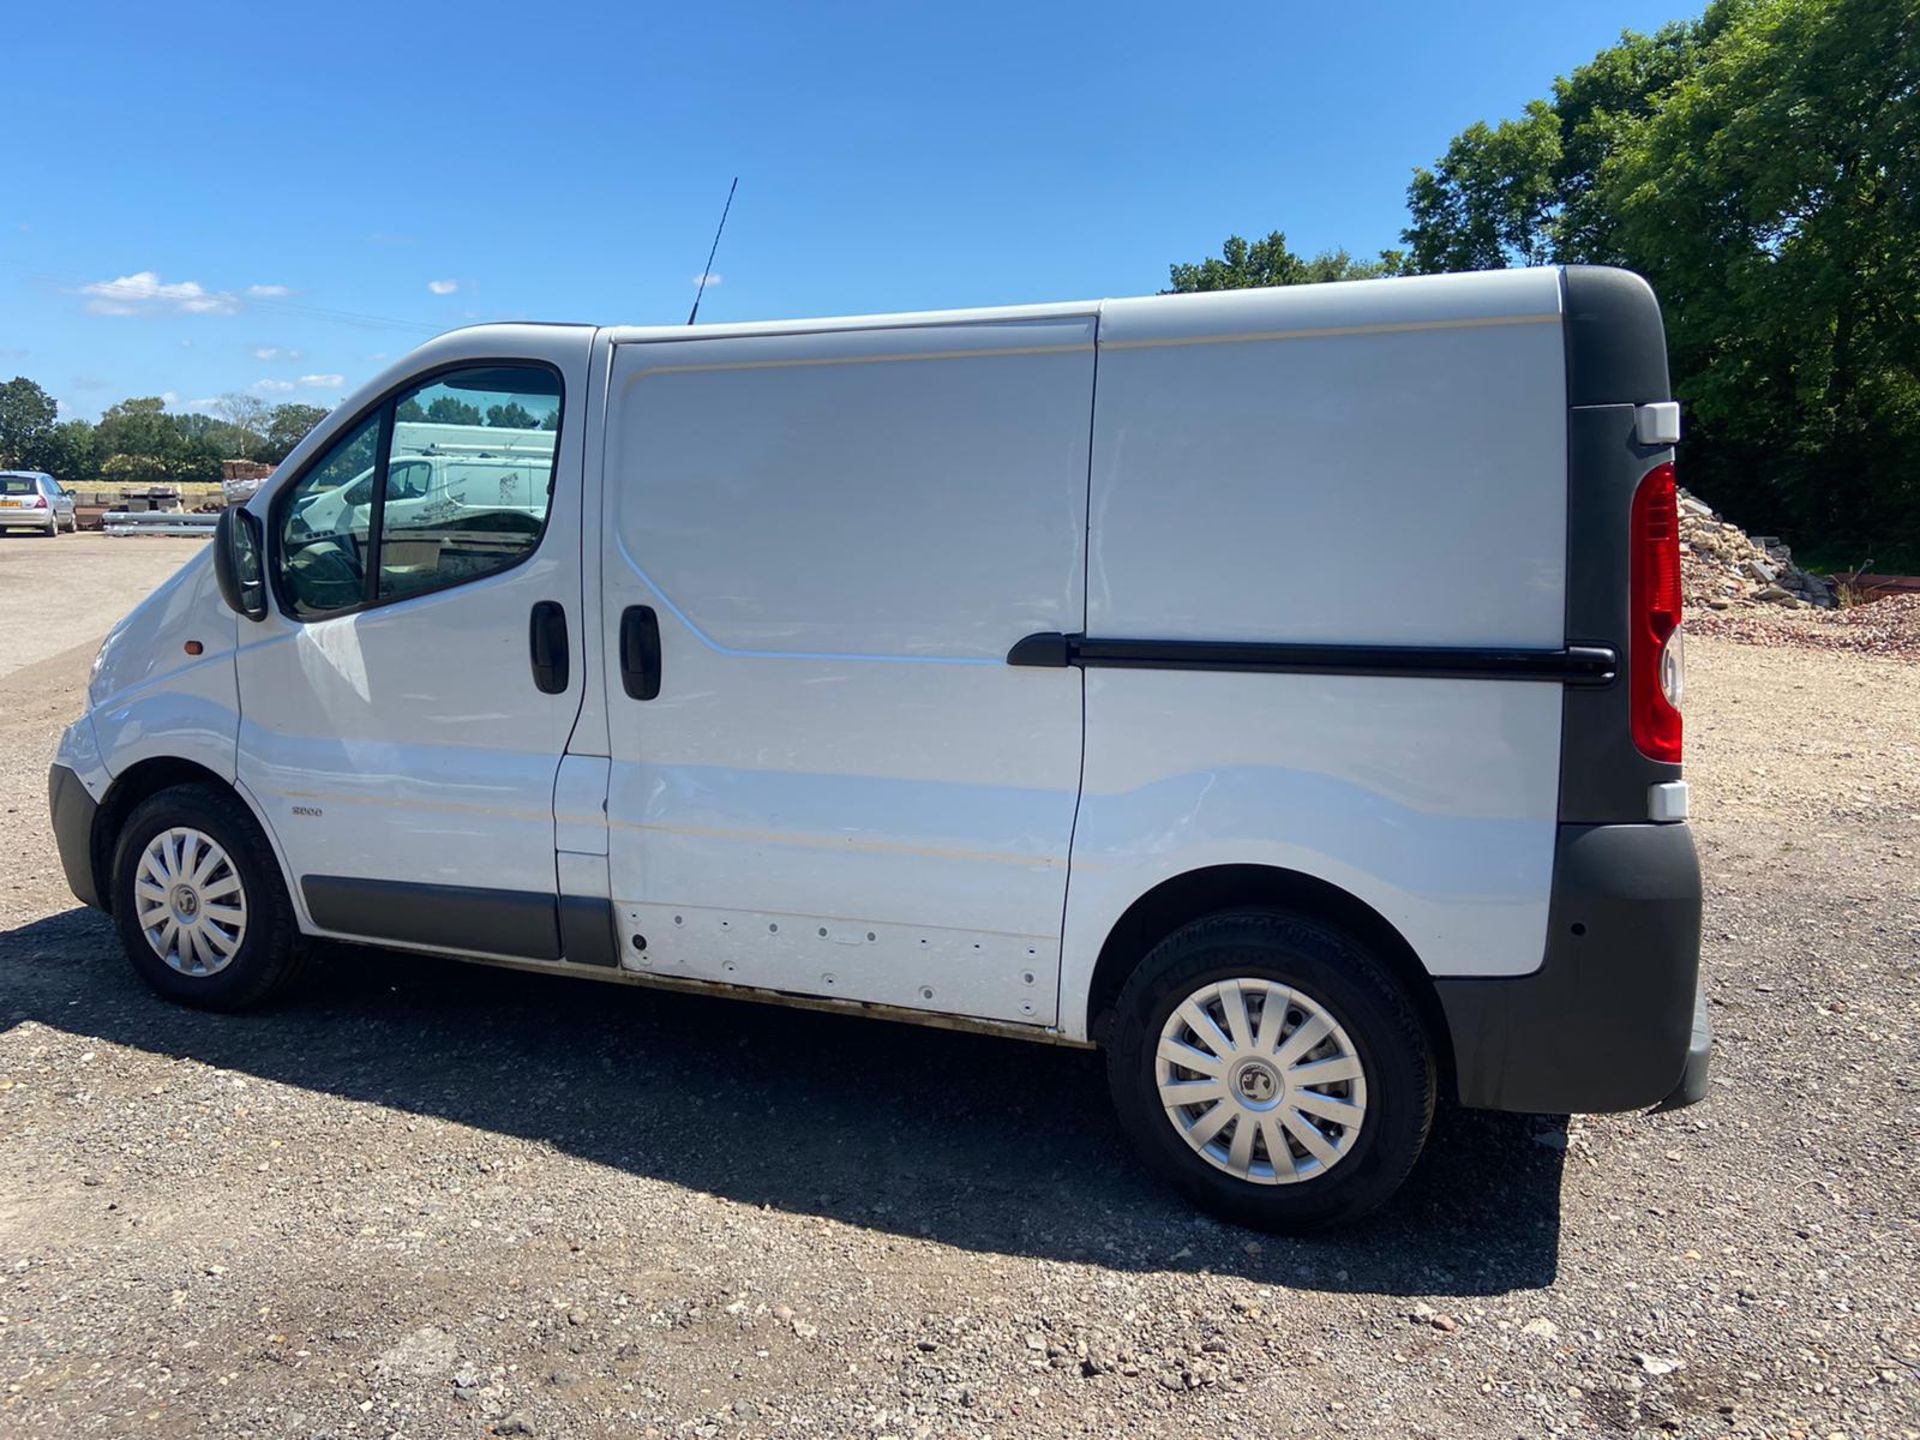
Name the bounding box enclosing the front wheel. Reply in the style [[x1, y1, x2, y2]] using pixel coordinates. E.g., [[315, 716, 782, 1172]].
[[110, 783, 307, 1009], [1106, 909, 1435, 1231]]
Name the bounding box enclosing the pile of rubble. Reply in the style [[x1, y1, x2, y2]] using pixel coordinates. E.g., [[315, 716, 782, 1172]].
[[1680, 490, 1837, 611]]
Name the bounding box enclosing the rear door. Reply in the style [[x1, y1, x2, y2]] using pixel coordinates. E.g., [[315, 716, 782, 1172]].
[[598, 316, 1093, 1025], [235, 327, 593, 959]]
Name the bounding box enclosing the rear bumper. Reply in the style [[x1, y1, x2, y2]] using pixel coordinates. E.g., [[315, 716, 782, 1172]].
[[48, 763, 102, 910], [1436, 821, 1706, 1114]]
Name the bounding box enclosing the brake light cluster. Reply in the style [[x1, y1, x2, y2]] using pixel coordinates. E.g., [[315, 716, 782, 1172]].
[[1629, 462, 1683, 762], [26, 494, 47, 509]]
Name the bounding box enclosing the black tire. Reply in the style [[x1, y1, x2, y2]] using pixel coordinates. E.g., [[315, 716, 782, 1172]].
[[110, 783, 307, 1010], [1106, 909, 1435, 1231]]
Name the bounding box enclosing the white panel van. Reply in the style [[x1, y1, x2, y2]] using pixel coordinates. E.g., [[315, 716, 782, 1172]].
[[50, 267, 1707, 1229]]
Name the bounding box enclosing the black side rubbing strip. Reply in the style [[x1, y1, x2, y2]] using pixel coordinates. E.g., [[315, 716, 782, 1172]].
[[1008, 633, 1616, 685], [558, 895, 620, 968], [303, 876, 561, 960]]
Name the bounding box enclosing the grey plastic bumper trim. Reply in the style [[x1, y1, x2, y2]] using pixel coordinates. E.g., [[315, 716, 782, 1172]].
[[1436, 821, 1704, 1114]]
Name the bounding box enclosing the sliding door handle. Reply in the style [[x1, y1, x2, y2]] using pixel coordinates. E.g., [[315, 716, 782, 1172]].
[[619, 605, 662, 700], [528, 601, 569, 694]]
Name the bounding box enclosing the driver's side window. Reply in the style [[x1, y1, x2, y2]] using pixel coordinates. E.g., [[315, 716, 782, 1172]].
[[278, 413, 381, 619], [273, 364, 562, 620]]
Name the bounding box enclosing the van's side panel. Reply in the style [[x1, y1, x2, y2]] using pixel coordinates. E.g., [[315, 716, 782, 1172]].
[[1059, 273, 1570, 1037], [599, 318, 1092, 1025], [1088, 270, 1568, 646]]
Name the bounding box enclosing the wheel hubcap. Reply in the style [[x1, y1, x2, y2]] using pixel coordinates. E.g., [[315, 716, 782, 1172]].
[[1155, 978, 1368, 1185], [134, 827, 247, 976]]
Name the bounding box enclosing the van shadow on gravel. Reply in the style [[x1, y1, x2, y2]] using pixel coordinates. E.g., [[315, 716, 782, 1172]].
[[3, 907, 1564, 1295]]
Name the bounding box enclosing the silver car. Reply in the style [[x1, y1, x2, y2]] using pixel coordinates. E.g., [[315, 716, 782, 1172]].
[[0, 471, 79, 536]]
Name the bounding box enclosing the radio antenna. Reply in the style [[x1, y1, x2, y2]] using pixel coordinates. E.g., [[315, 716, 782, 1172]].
[[687, 176, 738, 325]]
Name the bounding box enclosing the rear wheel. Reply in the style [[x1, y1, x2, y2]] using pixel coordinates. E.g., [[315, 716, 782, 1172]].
[[1106, 909, 1435, 1230], [110, 783, 306, 1009]]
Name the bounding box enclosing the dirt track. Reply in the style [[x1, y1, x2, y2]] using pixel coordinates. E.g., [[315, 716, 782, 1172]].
[[1, 537, 1916, 1439]]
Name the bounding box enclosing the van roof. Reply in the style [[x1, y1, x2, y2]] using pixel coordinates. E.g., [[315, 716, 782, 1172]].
[[602, 266, 1565, 348]]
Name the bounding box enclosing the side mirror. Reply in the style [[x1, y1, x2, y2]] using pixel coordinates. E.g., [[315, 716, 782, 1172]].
[[213, 506, 268, 622]]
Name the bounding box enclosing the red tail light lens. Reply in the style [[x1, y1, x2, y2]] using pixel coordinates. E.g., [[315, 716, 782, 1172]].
[[27, 494, 47, 509], [1630, 461, 1683, 763]]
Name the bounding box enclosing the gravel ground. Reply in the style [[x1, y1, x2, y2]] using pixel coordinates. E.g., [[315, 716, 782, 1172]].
[[2, 539, 1916, 1439], [1688, 594, 1920, 662]]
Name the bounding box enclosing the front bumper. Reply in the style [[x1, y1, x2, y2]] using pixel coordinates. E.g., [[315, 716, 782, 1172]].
[[1436, 821, 1707, 1114], [48, 763, 102, 909]]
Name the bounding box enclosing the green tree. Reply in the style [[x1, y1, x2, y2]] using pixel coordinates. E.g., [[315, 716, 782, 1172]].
[[1402, 102, 1564, 272], [1390, 0, 1918, 561], [485, 400, 539, 429], [1401, 22, 1713, 272], [395, 398, 427, 423], [1599, 0, 1920, 554], [0, 376, 59, 469], [94, 397, 180, 464], [1166, 232, 1402, 293], [39, 419, 98, 480], [424, 396, 483, 426], [262, 403, 330, 463]]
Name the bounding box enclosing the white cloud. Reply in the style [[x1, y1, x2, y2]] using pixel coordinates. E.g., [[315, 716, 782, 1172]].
[[367, 352, 389, 363], [247, 284, 292, 298], [692, 271, 724, 286], [159, 391, 179, 406], [252, 379, 296, 394], [188, 397, 220, 410], [252, 346, 300, 361], [80, 271, 239, 316], [300, 373, 345, 389], [426, 279, 459, 295]]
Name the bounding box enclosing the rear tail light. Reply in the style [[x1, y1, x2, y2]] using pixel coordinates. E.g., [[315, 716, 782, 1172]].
[[27, 494, 47, 509], [1629, 461, 1683, 762]]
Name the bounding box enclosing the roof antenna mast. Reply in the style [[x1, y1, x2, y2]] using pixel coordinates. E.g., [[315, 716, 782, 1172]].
[[687, 176, 739, 325]]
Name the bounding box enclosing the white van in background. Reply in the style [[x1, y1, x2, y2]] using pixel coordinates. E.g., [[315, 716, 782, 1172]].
[[50, 267, 1707, 1229]]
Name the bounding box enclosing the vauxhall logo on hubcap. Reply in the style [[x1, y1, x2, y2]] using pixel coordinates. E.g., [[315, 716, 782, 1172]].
[[1237, 1063, 1278, 1103]]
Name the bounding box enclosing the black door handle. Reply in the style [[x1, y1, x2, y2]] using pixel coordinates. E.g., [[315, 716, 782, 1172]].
[[529, 601, 569, 694], [619, 605, 661, 700]]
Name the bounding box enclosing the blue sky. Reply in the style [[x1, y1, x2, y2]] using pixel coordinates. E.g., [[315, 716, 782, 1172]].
[[3, 0, 1696, 421]]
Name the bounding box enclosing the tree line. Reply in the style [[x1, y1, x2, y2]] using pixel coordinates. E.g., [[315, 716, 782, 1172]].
[[1167, 0, 1917, 569], [0, 377, 330, 487]]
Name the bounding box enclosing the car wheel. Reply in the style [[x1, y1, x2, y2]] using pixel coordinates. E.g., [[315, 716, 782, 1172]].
[[110, 783, 308, 1010], [1106, 908, 1435, 1231]]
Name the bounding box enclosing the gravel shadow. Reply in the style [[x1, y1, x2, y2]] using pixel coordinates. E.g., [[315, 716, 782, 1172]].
[[2, 906, 1565, 1295]]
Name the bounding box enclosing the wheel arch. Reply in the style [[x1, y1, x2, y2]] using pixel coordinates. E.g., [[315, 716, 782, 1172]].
[[91, 758, 285, 915], [1081, 864, 1454, 1087]]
